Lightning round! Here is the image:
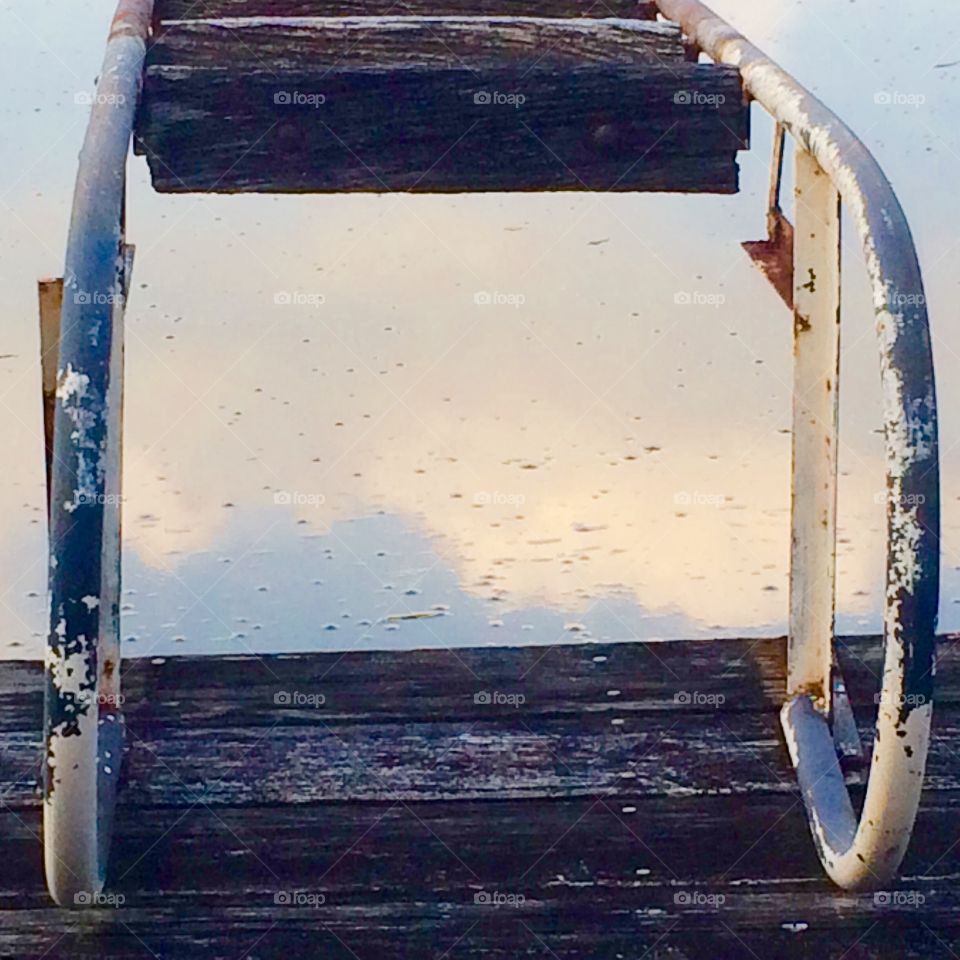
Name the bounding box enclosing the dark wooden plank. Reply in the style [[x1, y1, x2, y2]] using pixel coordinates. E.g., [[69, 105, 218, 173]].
[[6, 634, 956, 734], [4, 794, 960, 904], [6, 698, 960, 809], [0, 709, 795, 807], [2, 900, 959, 959], [155, 0, 661, 20], [136, 19, 746, 193], [146, 17, 686, 69]]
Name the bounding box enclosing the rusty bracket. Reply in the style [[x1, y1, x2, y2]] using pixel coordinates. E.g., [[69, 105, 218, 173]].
[[742, 123, 794, 308]]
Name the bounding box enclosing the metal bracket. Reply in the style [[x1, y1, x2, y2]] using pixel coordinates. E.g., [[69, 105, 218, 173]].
[[742, 124, 794, 308]]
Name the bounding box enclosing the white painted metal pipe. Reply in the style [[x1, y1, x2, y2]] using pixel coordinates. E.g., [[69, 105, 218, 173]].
[[656, 0, 939, 889], [44, 0, 153, 908]]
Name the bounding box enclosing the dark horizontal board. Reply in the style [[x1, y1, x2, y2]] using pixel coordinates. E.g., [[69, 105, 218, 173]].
[[155, 0, 661, 20], [6, 699, 960, 809], [137, 18, 746, 193], [146, 17, 685, 69], [6, 794, 960, 906], [137, 64, 746, 193], [3, 634, 950, 734], [2, 900, 959, 959]]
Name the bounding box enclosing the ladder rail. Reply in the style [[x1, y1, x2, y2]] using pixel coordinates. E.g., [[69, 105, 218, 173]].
[[44, 0, 153, 907], [42, 0, 937, 904], [657, 0, 939, 888]]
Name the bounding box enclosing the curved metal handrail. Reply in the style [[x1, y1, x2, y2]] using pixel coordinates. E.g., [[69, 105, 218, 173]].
[[44, 0, 153, 907], [44, 0, 937, 905], [656, 0, 939, 889]]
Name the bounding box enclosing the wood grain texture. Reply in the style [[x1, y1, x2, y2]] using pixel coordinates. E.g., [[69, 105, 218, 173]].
[[146, 17, 686, 69], [2, 637, 955, 956], [5, 634, 953, 734], [155, 0, 660, 19], [136, 18, 747, 193]]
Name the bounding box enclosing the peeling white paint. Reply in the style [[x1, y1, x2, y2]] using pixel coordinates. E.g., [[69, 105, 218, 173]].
[[56, 364, 90, 404], [657, 0, 937, 891]]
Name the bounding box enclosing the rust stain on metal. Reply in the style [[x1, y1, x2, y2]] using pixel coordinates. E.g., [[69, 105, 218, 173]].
[[742, 211, 794, 308], [110, 0, 152, 40]]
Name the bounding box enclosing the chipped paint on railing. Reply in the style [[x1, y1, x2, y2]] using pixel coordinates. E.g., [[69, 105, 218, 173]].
[[657, 0, 939, 889], [43, 0, 154, 908]]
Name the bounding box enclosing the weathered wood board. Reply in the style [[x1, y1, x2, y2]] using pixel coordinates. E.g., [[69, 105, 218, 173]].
[[1, 637, 958, 957], [135, 17, 748, 193], [154, 0, 660, 18]]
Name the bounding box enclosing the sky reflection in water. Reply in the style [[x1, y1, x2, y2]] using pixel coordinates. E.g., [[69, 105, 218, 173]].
[[1, 0, 958, 657]]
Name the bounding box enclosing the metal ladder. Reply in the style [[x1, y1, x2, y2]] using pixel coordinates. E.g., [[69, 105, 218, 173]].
[[39, 0, 939, 905]]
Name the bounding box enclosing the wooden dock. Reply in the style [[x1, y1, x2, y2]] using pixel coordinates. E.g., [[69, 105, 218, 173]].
[[3, 635, 960, 957]]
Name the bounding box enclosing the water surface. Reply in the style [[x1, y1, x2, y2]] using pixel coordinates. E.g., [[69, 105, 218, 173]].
[[1, 0, 958, 657]]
